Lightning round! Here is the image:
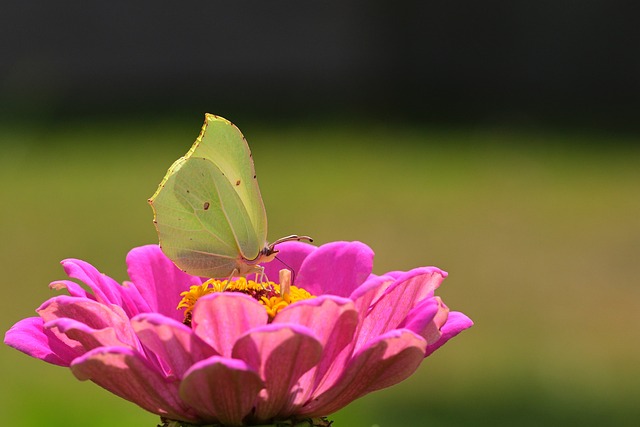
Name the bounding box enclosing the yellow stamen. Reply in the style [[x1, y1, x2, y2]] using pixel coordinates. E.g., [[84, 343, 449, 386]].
[[177, 269, 315, 325]]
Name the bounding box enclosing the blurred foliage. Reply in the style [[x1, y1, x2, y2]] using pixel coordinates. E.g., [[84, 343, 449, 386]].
[[1, 115, 638, 426]]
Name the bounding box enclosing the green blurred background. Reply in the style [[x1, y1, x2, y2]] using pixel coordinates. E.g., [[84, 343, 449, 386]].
[[1, 2, 639, 426]]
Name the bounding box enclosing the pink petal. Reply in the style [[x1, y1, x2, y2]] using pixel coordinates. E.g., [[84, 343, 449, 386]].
[[71, 346, 199, 423], [313, 275, 395, 389], [132, 313, 216, 379], [379, 270, 406, 279], [350, 274, 395, 313], [126, 245, 202, 322], [4, 317, 80, 366], [299, 329, 426, 417], [60, 258, 123, 307], [399, 297, 444, 345], [49, 280, 93, 300], [118, 280, 154, 318], [425, 311, 474, 356], [296, 241, 374, 297], [191, 293, 268, 358], [352, 273, 396, 304], [37, 296, 139, 349], [232, 324, 322, 422], [261, 241, 316, 283], [180, 356, 264, 425], [45, 318, 130, 352], [271, 296, 359, 410], [355, 267, 446, 351]]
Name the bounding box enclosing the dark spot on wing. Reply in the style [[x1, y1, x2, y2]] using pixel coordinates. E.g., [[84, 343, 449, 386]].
[[236, 179, 241, 186], [204, 202, 210, 210], [253, 174, 257, 179]]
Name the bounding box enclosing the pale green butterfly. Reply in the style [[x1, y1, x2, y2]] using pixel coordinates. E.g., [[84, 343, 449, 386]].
[[149, 114, 311, 279]]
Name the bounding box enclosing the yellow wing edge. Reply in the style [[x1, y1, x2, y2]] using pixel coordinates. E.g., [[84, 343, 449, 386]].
[[186, 113, 234, 159], [148, 114, 222, 204], [148, 114, 229, 203]]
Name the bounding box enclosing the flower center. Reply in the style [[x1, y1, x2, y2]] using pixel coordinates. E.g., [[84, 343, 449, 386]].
[[177, 269, 314, 326]]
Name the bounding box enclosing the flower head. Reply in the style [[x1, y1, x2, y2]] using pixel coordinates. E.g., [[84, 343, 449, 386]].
[[4, 241, 472, 425], [177, 275, 314, 326]]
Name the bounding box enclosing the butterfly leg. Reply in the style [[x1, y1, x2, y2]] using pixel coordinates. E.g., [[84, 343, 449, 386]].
[[256, 266, 268, 287], [222, 268, 239, 291]]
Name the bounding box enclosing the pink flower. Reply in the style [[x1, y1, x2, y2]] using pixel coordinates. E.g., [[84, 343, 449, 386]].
[[5, 241, 472, 425]]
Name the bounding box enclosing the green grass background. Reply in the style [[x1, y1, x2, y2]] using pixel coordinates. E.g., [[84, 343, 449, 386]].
[[1, 116, 638, 426]]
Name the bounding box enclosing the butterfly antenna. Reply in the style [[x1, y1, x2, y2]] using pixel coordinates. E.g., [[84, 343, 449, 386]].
[[274, 256, 298, 285], [271, 235, 314, 246]]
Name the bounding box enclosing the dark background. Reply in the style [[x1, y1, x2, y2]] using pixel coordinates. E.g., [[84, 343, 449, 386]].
[[2, 1, 639, 130]]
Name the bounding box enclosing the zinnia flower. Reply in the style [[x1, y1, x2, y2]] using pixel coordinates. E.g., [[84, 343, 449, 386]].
[[4, 241, 472, 426]]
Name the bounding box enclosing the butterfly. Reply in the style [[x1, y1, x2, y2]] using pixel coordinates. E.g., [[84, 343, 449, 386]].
[[149, 114, 311, 279]]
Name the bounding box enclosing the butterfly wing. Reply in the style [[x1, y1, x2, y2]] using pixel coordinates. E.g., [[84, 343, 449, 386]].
[[184, 114, 268, 250], [150, 156, 263, 278], [149, 114, 269, 278]]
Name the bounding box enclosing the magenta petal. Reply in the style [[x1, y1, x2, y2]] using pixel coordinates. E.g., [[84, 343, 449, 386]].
[[261, 241, 316, 283], [117, 280, 154, 318], [425, 311, 474, 356], [38, 296, 138, 348], [49, 280, 93, 300], [180, 356, 264, 425], [355, 267, 446, 350], [60, 258, 123, 307], [272, 297, 358, 355], [71, 346, 198, 423], [296, 241, 374, 297], [232, 324, 323, 422], [54, 262, 152, 319], [351, 274, 395, 305], [322, 275, 396, 381], [350, 274, 394, 315], [126, 245, 202, 322], [191, 293, 268, 358], [272, 296, 359, 410], [4, 317, 79, 366], [379, 270, 406, 280], [132, 313, 216, 379], [399, 297, 442, 344], [300, 329, 426, 417], [46, 317, 133, 353]]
